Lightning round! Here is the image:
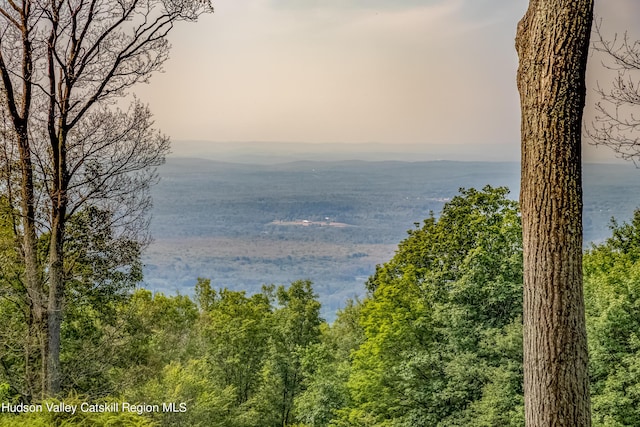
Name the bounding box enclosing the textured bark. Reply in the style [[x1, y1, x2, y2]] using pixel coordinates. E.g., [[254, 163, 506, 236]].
[[515, 1, 593, 426], [16, 131, 48, 399], [47, 209, 65, 395], [16, 130, 47, 399], [0, 10, 48, 398]]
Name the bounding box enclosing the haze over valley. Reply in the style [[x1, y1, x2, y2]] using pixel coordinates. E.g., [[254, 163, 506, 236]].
[[143, 150, 640, 319]]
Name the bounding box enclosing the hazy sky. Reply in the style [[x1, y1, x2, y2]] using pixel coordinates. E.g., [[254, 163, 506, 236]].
[[133, 0, 640, 162]]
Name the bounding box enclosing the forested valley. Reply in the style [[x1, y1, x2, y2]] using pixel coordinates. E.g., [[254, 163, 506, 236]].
[[142, 158, 640, 320], [2, 186, 640, 426]]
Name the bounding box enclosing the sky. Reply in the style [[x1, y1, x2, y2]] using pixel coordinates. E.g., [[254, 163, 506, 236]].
[[133, 0, 640, 162]]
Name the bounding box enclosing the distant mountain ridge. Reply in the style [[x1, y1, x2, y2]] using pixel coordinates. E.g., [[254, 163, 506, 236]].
[[167, 140, 624, 164], [168, 141, 521, 163]]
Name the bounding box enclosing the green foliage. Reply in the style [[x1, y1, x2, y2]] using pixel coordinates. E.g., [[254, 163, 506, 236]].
[[294, 300, 364, 427], [136, 360, 237, 427], [0, 196, 30, 401], [0, 383, 10, 402], [253, 280, 324, 426], [60, 283, 198, 398], [0, 195, 20, 282], [0, 203, 149, 400], [585, 210, 640, 426], [0, 395, 155, 427], [62, 206, 146, 392], [343, 186, 523, 426], [118, 279, 327, 427], [113, 289, 199, 391], [197, 279, 272, 407], [65, 206, 143, 299]]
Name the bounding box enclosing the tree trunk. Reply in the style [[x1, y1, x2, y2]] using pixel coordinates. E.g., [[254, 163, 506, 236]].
[[0, 8, 47, 398], [47, 208, 65, 395], [46, 125, 68, 396], [17, 133, 47, 399], [516, 1, 593, 426]]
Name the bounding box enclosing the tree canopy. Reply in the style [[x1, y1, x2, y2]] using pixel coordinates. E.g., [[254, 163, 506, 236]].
[[342, 186, 524, 426]]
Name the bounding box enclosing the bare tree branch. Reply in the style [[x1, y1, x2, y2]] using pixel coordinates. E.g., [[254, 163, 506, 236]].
[[587, 18, 640, 163]]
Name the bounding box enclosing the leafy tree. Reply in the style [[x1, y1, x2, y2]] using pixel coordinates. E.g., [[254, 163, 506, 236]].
[[1, 203, 149, 400], [121, 289, 199, 390], [124, 279, 326, 427], [196, 278, 273, 407], [585, 211, 640, 426], [254, 280, 323, 426], [341, 186, 523, 426], [294, 299, 364, 427], [516, 1, 593, 424], [59, 207, 146, 394], [64, 207, 143, 301]]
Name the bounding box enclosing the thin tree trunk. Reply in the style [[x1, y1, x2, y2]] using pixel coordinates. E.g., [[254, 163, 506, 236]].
[[515, 1, 593, 425], [47, 211, 65, 395], [16, 130, 47, 399], [47, 127, 68, 395], [0, 2, 47, 398]]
